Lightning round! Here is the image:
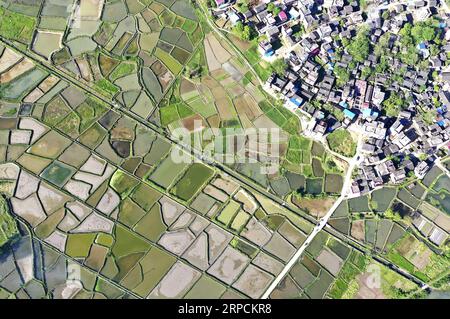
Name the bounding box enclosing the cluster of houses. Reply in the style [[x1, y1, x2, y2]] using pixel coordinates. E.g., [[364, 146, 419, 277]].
[[350, 107, 450, 193], [212, 0, 450, 185]]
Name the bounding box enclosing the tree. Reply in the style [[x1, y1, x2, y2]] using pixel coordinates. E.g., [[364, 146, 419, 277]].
[[374, 32, 391, 57], [429, 44, 439, 56], [361, 66, 372, 79], [241, 25, 252, 40], [382, 92, 405, 116], [341, 37, 350, 47], [411, 24, 435, 43], [399, 23, 412, 37], [271, 58, 288, 76], [267, 3, 281, 15], [232, 21, 256, 41], [401, 20, 437, 45], [334, 65, 350, 87], [400, 46, 419, 66], [346, 29, 370, 63], [420, 109, 436, 125], [384, 208, 403, 221], [357, 0, 368, 10], [237, 0, 249, 12], [234, 21, 244, 34]]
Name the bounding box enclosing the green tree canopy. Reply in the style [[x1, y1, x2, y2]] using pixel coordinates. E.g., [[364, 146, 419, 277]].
[[334, 65, 350, 87], [271, 58, 288, 76], [346, 29, 370, 63], [382, 92, 405, 117]]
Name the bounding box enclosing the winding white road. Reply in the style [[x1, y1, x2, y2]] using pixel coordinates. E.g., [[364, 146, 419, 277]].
[[262, 134, 363, 299]]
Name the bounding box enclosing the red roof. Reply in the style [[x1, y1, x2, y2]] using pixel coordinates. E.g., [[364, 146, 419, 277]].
[[278, 11, 288, 21]]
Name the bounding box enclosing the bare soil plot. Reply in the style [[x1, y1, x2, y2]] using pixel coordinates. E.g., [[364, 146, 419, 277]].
[[206, 34, 231, 64], [235, 95, 258, 121], [203, 37, 221, 71], [0, 48, 22, 73], [278, 220, 307, 248], [203, 185, 229, 202], [354, 272, 385, 299], [79, 0, 104, 20], [33, 31, 63, 60], [23, 87, 44, 103], [351, 220, 365, 241], [39, 75, 59, 92], [181, 114, 206, 132], [241, 217, 272, 247], [148, 261, 201, 299], [207, 246, 250, 285], [0, 59, 34, 84], [292, 196, 335, 218], [205, 224, 233, 263], [252, 252, 284, 276], [316, 248, 344, 276], [182, 233, 209, 270], [215, 98, 236, 121], [232, 264, 274, 299], [263, 232, 296, 263], [158, 229, 196, 256]]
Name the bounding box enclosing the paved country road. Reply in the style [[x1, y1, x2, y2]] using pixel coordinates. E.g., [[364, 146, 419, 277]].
[[261, 134, 364, 298]]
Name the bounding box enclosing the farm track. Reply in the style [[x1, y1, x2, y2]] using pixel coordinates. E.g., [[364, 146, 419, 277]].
[[262, 134, 364, 298]]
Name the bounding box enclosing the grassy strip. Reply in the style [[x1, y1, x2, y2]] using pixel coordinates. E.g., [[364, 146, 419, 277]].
[[0, 195, 18, 249]]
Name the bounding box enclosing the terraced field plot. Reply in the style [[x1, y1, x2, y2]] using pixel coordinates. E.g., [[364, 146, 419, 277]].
[[269, 229, 429, 300]]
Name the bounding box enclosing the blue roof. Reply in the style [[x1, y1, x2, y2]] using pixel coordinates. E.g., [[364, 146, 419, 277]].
[[418, 42, 426, 49], [289, 97, 304, 107], [343, 109, 356, 119], [437, 120, 445, 127], [339, 101, 349, 108], [439, 22, 446, 28]]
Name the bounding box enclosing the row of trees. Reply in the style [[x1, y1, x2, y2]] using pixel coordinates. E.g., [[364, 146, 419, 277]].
[[232, 21, 257, 41]]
